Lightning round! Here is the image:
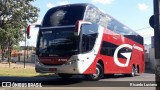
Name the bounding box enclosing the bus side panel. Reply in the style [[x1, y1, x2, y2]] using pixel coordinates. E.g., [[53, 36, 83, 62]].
[[82, 25, 105, 74], [82, 56, 103, 74], [82, 28, 145, 75], [101, 29, 145, 74]]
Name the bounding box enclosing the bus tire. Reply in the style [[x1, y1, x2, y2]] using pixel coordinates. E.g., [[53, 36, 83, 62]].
[[58, 74, 72, 78], [130, 66, 136, 77], [135, 66, 138, 76], [86, 63, 103, 81]]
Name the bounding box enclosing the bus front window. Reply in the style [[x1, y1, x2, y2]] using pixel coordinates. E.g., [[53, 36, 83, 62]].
[[37, 27, 79, 56]]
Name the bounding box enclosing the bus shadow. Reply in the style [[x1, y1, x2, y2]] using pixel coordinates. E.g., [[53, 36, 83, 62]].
[[102, 74, 140, 79], [0, 75, 85, 87], [42, 78, 84, 86]]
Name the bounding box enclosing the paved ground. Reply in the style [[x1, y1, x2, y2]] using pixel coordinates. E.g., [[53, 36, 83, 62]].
[[0, 72, 156, 90], [0, 61, 157, 90]]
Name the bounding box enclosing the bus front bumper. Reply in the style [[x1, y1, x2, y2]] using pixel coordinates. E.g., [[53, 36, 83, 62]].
[[35, 56, 82, 74]]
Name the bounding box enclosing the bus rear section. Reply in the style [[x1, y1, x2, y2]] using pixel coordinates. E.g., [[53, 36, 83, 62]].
[[101, 15, 145, 76], [100, 28, 145, 76]]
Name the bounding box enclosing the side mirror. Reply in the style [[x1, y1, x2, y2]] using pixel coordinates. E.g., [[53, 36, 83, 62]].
[[27, 24, 41, 39], [74, 20, 91, 36], [27, 25, 31, 39]]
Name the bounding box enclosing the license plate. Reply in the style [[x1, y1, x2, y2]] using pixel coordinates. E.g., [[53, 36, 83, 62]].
[[49, 68, 57, 71]]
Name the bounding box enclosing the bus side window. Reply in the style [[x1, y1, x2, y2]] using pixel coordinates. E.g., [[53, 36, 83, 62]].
[[81, 23, 98, 53]]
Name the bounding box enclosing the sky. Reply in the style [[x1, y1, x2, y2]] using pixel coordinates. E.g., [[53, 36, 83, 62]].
[[20, 0, 154, 46]]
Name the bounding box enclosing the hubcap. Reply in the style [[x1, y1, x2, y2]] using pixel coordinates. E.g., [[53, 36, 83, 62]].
[[135, 68, 138, 74], [92, 67, 100, 79], [132, 67, 135, 76]]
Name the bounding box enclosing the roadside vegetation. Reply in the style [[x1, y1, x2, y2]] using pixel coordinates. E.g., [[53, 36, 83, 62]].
[[0, 67, 38, 77], [0, 0, 39, 65], [0, 63, 52, 77]]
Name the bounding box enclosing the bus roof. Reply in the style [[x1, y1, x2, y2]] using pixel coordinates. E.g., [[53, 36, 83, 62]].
[[46, 3, 142, 39]]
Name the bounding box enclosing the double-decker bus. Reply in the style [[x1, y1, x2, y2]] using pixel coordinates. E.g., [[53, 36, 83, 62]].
[[28, 3, 145, 80]]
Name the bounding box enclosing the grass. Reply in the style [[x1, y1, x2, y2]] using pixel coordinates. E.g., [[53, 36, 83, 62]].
[[0, 67, 39, 77], [0, 62, 54, 77]]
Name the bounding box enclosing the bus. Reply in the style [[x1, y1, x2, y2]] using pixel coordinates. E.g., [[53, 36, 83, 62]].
[[28, 3, 145, 81]]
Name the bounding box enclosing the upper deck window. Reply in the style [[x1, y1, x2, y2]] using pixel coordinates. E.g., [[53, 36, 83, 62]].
[[42, 5, 86, 27]]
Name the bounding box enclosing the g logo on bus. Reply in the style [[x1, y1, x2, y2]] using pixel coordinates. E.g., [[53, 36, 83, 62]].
[[113, 44, 132, 67]]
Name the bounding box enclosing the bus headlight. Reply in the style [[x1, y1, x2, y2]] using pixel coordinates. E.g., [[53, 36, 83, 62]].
[[66, 60, 77, 65]]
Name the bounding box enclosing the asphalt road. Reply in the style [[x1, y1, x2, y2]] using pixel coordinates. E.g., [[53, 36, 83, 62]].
[[0, 72, 157, 90]]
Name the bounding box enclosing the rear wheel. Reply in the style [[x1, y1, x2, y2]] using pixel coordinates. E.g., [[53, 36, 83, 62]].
[[58, 74, 72, 78], [130, 66, 136, 77], [86, 63, 103, 81], [135, 66, 138, 76]]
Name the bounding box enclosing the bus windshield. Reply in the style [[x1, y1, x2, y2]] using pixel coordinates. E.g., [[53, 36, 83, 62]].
[[42, 5, 86, 27], [37, 27, 79, 56]]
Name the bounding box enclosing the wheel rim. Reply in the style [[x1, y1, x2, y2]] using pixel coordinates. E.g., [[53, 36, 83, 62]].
[[135, 68, 138, 75], [91, 67, 100, 79], [132, 67, 135, 76]]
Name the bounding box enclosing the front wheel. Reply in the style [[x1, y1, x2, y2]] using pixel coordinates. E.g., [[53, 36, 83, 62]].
[[86, 63, 103, 81]]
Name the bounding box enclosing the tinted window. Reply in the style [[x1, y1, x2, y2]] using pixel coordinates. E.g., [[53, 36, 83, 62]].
[[37, 27, 79, 56], [107, 19, 134, 35], [42, 5, 86, 27], [80, 23, 98, 53], [84, 6, 109, 27], [125, 35, 143, 45], [107, 16, 143, 45], [100, 41, 132, 59], [85, 7, 99, 23], [100, 41, 117, 56]]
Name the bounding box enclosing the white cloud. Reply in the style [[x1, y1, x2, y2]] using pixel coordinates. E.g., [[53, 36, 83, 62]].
[[135, 27, 153, 44], [92, 0, 114, 4], [58, 1, 69, 5], [46, 3, 55, 8], [46, 1, 70, 8], [137, 3, 149, 12]]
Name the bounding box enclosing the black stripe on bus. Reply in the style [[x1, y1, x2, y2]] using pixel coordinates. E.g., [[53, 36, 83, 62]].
[[100, 41, 132, 59]]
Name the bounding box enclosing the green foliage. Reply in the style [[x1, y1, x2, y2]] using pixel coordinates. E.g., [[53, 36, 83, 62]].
[[13, 45, 23, 50], [0, 0, 40, 29], [0, 0, 39, 61]]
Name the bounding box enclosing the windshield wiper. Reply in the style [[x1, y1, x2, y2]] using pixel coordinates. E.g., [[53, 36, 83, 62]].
[[51, 38, 73, 45]]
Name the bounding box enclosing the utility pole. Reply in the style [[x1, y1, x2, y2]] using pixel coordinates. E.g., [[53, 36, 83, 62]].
[[149, 0, 160, 89], [24, 29, 26, 68], [27, 41, 29, 60]]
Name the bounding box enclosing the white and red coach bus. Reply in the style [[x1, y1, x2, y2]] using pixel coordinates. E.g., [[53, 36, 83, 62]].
[[28, 3, 145, 80]]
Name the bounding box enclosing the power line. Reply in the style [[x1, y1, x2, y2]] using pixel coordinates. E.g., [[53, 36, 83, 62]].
[[134, 26, 153, 31]]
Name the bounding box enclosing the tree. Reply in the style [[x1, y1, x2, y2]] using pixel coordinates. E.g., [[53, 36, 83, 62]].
[[0, 0, 39, 64], [0, 0, 39, 28], [0, 28, 8, 61]]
